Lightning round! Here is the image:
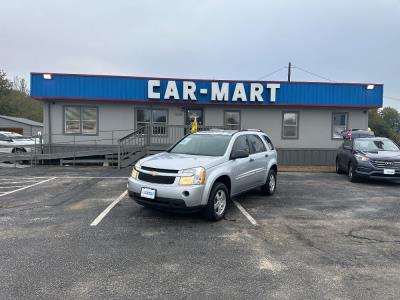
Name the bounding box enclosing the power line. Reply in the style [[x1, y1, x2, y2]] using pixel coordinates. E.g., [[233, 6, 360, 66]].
[[384, 95, 400, 101], [257, 66, 287, 80], [292, 64, 336, 82]]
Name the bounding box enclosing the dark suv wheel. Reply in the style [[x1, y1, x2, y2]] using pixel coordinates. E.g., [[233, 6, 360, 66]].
[[348, 162, 360, 182], [336, 158, 344, 174]]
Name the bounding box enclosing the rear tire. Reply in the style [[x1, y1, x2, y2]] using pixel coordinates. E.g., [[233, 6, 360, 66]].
[[261, 169, 277, 196], [336, 159, 344, 174], [203, 182, 229, 221]]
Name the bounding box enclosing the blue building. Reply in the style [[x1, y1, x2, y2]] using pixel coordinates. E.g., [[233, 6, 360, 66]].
[[31, 72, 383, 165]]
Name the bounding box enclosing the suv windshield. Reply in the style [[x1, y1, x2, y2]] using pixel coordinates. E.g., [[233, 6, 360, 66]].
[[354, 139, 400, 152], [169, 134, 232, 156]]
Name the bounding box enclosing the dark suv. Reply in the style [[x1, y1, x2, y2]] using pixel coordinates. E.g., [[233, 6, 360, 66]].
[[336, 134, 400, 182]]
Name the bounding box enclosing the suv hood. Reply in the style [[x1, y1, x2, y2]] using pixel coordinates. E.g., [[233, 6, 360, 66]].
[[140, 152, 224, 170], [360, 150, 400, 161]]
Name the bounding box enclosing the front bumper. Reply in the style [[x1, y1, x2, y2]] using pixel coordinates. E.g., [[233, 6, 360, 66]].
[[127, 177, 206, 211], [355, 161, 400, 179]]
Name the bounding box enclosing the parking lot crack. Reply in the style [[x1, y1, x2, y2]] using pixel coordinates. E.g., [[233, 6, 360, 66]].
[[346, 229, 400, 244], [285, 224, 350, 266]]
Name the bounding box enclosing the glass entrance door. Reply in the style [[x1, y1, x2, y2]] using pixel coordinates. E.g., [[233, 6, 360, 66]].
[[185, 108, 203, 133]]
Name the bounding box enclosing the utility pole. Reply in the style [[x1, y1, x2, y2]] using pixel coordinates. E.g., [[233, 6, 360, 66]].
[[288, 62, 292, 82]]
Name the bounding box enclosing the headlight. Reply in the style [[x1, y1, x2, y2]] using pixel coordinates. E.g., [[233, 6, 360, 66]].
[[354, 154, 369, 161], [131, 160, 142, 178], [131, 168, 138, 179], [179, 167, 206, 185]]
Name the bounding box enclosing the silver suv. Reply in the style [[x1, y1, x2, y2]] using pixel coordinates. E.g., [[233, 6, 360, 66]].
[[127, 129, 278, 221]]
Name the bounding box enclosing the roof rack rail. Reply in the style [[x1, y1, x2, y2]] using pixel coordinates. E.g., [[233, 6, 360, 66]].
[[244, 129, 263, 132]]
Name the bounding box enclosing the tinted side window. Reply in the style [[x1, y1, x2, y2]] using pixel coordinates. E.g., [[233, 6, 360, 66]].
[[0, 134, 6, 140], [248, 135, 266, 153], [232, 135, 250, 154], [262, 135, 274, 150]]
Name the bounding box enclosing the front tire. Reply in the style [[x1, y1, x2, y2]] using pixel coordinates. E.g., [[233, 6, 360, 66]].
[[261, 169, 277, 196], [13, 148, 26, 165], [203, 182, 229, 221], [348, 162, 359, 182]]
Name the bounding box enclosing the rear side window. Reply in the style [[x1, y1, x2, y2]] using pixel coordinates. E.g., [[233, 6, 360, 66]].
[[232, 135, 250, 154], [262, 135, 274, 150], [248, 135, 266, 153]]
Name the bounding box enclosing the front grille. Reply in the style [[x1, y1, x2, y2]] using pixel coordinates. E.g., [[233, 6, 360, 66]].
[[138, 172, 176, 184], [141, 166, 179, 174], [370, 160, 400, 170]]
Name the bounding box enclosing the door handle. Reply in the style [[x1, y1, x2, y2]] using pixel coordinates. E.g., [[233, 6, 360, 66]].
[[265, 154, 269, 157], [249, 158, 254, 162]]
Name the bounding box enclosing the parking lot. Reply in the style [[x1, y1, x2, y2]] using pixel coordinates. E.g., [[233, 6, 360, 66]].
[[0, 167, 400, 299]]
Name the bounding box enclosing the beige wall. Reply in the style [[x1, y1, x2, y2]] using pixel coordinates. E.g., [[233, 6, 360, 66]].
[[43, 100, 369, 149]]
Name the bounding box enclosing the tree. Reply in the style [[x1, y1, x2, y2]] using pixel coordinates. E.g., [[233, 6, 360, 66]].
[[369, 107, 400, 145], [0, 69, 43, 122], [0, 69, 13, 97], [13, 76, 29, 95]]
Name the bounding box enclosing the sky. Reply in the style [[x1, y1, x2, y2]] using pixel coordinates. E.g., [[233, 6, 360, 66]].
[[1, 0, 399, 108]]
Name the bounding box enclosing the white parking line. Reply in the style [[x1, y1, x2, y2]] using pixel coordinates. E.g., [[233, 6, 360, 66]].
[[0, 177, 50, 180], [0, 186, 24, 189], [90, 190, 128, 226], [57, 176, 127, 179], [0, 177, 57, 197], [233, 200, 258, 226]]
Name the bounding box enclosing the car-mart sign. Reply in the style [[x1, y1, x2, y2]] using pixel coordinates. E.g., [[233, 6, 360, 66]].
[[30, 73, 383, 108], [148, 80, 280, 103]]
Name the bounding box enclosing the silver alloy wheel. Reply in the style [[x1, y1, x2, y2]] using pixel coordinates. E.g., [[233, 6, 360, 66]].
[[269, 173, 276, 192], [214, 189, 227, 216], [348, 165, 353, 179]]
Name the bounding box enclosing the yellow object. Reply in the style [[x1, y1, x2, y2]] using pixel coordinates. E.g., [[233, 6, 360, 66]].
[[368, 127, 372, 131], [191, 116, 198, 133]]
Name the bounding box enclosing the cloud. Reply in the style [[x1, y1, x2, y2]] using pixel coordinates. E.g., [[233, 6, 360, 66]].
[[1, 0, 399, 108]]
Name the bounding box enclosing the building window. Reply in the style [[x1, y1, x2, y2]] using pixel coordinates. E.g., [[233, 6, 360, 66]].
[[224, 111, 241, 130], [136, 108, 167, 135], [282, 112, 298, 139], [332, 112, 348, 139], [64, 106, 98, 135]]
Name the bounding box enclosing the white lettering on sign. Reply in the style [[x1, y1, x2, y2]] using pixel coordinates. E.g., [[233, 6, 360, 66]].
[[267, 84, 280, 102], [148, 80, 160, 99], [232, 83, 247, 102], [147, 80, 280, 103], [250, 83, 264, 102], [211, 82, 229, 101], [164, 81, 179, 100], [183, 81, 197, 100]]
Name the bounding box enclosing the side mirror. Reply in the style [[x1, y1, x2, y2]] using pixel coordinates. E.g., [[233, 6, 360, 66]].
[[231, 149, 249, 160]]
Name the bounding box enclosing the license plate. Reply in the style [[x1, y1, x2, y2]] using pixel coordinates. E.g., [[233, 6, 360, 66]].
[[141, 187, 156, 199], [384, 169, 395, 175]]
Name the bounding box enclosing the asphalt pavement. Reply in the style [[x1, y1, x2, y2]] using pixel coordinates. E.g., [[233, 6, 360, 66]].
[[0, 166, 399, 299]]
